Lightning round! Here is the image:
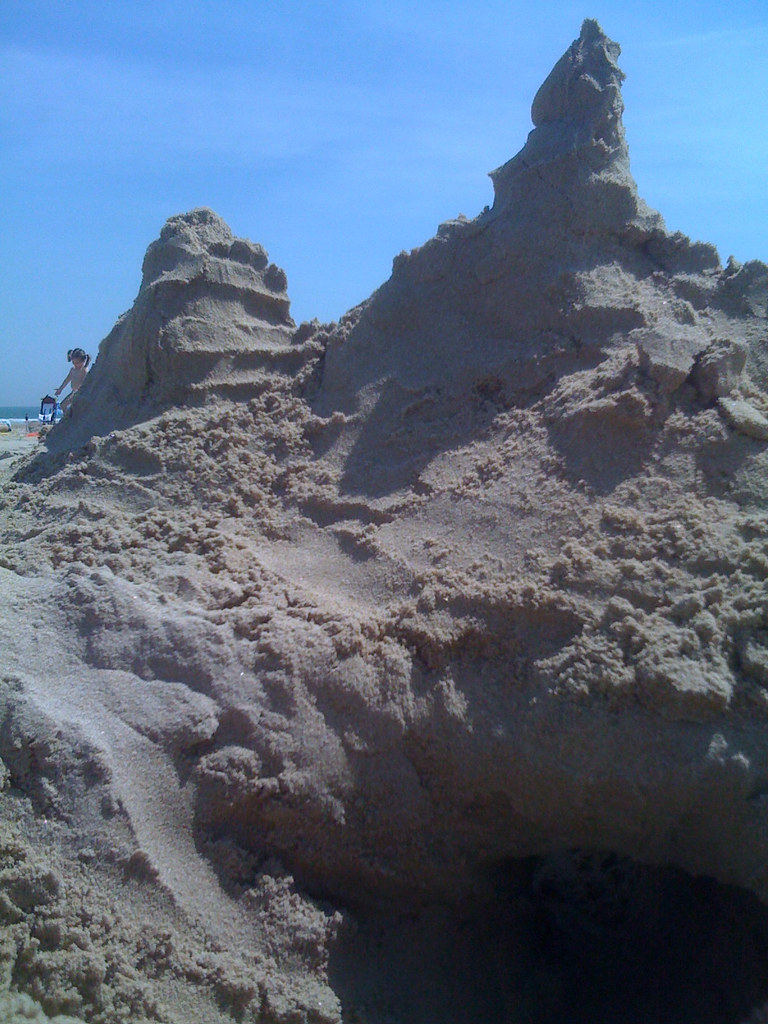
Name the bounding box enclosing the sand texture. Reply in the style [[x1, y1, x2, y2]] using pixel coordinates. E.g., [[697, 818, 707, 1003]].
[[3, 20, 768, 1023]]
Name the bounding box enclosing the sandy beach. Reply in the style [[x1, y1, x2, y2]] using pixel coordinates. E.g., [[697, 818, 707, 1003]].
[[2, 20, 768, 1024], [0, 431, 40, 483]]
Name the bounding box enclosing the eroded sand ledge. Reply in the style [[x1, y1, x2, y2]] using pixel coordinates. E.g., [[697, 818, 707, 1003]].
[[2, 20, 768, 1024]]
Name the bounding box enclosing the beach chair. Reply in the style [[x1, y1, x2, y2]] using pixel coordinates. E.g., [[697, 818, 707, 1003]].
[[39, 395, 58, 423]]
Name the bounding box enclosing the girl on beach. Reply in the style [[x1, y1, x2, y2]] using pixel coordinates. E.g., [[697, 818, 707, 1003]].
[[55, 348, 91, 412]]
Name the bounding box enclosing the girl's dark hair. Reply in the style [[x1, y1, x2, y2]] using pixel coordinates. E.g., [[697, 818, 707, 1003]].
[[67, 348, 91, 367]]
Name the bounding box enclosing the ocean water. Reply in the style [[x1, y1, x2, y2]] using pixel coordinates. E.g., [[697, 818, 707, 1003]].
[[0, 406, 43, 423]]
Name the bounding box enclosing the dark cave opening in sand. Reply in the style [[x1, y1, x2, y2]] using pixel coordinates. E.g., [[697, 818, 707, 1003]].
[[329, 850, 768, 1024]]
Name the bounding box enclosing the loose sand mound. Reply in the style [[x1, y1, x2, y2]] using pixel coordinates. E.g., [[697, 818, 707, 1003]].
[[3, 20, 768, 1024]]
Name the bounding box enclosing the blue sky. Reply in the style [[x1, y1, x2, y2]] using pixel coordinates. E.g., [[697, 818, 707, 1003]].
[[2, 1, 766, 406]]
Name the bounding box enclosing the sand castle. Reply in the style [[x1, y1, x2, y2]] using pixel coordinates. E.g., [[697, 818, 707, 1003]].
[[2, 20, 768, 1024]]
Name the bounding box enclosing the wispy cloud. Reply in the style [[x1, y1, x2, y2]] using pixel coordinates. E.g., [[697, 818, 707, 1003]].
[[2, 38, 531, 207], [2, 44, 382, 168], [647, 22, 768, 49]]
